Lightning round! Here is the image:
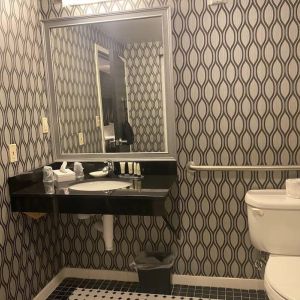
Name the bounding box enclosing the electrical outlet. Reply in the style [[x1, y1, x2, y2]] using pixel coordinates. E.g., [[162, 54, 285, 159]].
[[78, 132, 84, 146], [42, 117, 49, 133], [9, 144, 18, 163], [96, 116, 101, 128]]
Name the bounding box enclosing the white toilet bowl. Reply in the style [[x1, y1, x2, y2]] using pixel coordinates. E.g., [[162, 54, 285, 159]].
[[264, 255, 300, 300], [245, 190, 300, 300], [265, 281, 285, 300]]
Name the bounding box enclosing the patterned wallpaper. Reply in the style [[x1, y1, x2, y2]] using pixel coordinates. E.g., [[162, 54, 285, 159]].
[[39, 0, 300, 281], [51, 26, 103, 153], [0, 1, 298, 298], [0, 0, 62, 299], [124, 42, 165, 152], [51, 24, 124, 153]]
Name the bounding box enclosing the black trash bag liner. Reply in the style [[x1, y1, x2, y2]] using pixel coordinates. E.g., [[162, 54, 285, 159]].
[[130, 251, 175, 271]]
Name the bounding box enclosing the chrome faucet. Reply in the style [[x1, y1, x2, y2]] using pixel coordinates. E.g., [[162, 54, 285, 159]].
[[106, 160, 114, 172], [102, 160, 114, 175]]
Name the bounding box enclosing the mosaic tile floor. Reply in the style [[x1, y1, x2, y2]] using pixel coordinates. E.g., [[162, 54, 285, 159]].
[[69, 289, 214, 300], [47, 278, 268, 300]]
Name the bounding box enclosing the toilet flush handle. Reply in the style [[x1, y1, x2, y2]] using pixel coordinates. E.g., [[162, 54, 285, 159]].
[[252, 208, 264, 217]]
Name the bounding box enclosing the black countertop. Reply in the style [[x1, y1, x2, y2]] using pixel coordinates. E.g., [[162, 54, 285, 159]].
[[9, 161, 177, 216]]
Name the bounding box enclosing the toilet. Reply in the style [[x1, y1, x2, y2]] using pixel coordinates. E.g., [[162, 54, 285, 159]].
[[245, 190, 300, 300]]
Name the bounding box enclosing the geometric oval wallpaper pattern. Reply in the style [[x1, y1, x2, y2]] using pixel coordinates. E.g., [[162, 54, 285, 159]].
[[50, 24, 124, 154], [0, 0, 299, 299], [40, 0, 300, 280], [0, 1, 62, 299], [124, 41, 165, 152], [51, 25, 104, 154]]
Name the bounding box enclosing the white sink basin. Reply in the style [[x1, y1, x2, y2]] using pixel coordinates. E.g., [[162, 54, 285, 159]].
[[69, 181, 131, 192]]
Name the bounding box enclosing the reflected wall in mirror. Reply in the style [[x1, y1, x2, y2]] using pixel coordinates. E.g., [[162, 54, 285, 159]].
[[49, 16, 167, 155]]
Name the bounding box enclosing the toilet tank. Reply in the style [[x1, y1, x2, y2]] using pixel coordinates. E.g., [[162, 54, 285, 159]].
[[245, 190, 300, 255]]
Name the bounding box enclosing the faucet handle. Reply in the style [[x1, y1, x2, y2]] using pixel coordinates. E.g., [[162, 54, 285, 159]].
[[106, 160, 114, 171]]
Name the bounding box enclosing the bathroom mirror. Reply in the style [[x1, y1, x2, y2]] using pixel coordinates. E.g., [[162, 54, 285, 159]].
[[42, 7, 176, 161]]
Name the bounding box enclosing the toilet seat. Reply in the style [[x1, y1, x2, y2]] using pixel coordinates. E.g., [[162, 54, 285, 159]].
[[265, 255, 300, 300]]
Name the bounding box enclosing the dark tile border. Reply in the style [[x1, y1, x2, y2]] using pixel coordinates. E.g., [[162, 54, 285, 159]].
[[47, 278, 268, 300]]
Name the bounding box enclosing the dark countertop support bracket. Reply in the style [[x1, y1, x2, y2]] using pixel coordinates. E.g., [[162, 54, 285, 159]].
[[163, 215, 180, 240]]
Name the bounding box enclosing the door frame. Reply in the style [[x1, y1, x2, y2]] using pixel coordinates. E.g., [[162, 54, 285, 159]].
[[94, 43, 111, 153]]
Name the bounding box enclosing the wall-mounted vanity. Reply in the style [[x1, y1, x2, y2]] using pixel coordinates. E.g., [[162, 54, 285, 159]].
[[9, 7, 179, 246], [9, 161, 176, 216]]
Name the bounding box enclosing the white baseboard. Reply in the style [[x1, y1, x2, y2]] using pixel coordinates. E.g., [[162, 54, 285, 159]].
[[63, 268, 264, 290], [172, 274, 264, 290], [34, 268, 265, 299], [33, 269, 65, 300], [63, 267, 139, 282]]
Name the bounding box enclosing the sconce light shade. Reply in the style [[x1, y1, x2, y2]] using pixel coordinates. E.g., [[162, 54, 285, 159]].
[[207, 0, 229, 6], [62, 0, 105, 6]]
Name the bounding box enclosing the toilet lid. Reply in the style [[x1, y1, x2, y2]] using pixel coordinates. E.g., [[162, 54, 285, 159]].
[[265, 255, 300, 300], [246, 190, 300, 210]]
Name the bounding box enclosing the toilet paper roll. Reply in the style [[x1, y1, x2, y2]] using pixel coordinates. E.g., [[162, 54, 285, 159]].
[[286, 179, 300, 198], [77, 214, 95, 220]]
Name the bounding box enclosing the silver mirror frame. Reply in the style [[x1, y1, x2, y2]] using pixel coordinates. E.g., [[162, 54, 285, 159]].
[[42, 6, 176, 162]]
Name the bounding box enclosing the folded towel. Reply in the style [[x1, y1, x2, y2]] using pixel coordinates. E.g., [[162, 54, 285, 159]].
[[286, 179, 300, 198]]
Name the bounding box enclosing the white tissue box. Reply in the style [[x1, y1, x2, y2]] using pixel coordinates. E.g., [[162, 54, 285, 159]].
[[53, 169, 76, 182], [286, 179, 300, 199]]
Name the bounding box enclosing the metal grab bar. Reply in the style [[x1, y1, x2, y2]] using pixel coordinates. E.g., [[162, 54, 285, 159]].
[[187, 161, 300, 172]]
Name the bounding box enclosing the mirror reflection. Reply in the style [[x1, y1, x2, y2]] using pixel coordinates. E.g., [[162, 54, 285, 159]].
[[50, 17, 167, 154]]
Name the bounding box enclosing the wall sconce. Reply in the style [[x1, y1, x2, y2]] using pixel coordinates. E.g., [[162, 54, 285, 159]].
[[207, 0, 229, 6], [62, 0, 107, 6]]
